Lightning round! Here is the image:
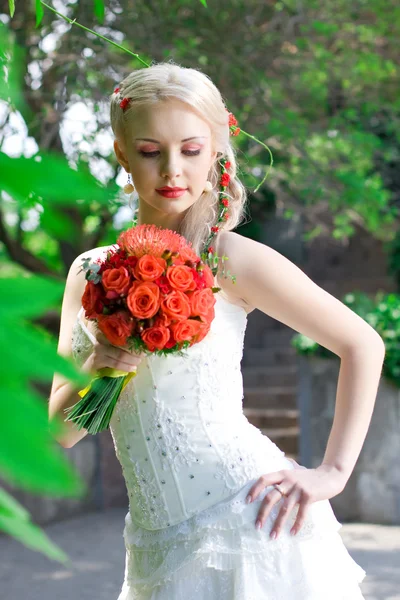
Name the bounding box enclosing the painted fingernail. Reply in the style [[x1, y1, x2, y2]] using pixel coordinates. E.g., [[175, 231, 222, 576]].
[[270, 530, 277, 539], [290, 528, 297, 536], [255, 520, 262, 530], [245, 495, 252, 504]]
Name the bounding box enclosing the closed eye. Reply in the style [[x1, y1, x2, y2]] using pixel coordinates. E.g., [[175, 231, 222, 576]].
[[139, 150, 201, 158]]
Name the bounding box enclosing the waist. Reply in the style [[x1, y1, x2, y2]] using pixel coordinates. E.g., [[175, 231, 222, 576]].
[[113, 419, 287, 530]]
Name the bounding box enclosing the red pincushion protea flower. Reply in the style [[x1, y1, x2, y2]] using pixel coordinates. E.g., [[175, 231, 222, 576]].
[[117, 224, 199, 263]]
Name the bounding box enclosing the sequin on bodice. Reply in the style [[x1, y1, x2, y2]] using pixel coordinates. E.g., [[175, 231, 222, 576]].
[[71, 293, 286, 530]]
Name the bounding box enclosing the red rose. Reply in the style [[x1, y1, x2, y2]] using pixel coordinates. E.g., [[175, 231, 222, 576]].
[[97, 310, 134, 347], [141, 325, 171, 351], [82, 281, 104, 319]]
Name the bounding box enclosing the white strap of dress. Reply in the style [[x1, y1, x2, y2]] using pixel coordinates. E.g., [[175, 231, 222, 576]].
[[77, 306, 97, 345]]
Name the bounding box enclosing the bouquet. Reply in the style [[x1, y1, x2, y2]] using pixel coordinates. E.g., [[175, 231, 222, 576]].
[[64, 224, 220, 434]]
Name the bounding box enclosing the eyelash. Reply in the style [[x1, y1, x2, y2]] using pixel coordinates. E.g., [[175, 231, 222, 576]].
[[139, 150, 201, 158]]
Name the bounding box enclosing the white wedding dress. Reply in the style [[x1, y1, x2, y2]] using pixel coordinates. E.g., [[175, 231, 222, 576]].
[[71, 291, 366, 599]]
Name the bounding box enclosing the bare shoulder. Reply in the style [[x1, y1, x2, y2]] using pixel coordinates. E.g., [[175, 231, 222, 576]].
[[216, 231, 383, 356], [214, 231, 256, 315]]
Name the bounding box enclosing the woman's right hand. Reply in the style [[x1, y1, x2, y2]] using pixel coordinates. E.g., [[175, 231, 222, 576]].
[[82, 329, 147, 376]]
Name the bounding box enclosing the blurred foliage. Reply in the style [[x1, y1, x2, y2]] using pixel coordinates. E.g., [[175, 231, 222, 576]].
[[0, 275, 91, 564]]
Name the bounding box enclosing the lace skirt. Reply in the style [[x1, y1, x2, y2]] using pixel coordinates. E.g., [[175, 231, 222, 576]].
[[116, 462, 366, 600]]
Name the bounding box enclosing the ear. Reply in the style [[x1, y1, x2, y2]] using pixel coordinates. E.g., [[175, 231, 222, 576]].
[[113, 139, 130, 172]]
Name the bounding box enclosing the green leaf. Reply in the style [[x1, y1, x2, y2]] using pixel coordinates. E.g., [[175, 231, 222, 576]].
[[0, 152, 119, 208], [39, 205, 79, 242], [8, 0, 15, 18], [0, 381, 88, 497], [0, 488, 71, 564], [93, 0, 105, 24], [0, 276, 62, 320], [35, 0, 44, 28]]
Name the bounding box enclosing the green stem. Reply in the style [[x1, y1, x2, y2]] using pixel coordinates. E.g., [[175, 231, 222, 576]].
[[40, 1, 150, 68], [239, 130, 274, 193]]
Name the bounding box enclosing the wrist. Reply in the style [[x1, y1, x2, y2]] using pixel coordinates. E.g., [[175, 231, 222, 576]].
[[317, 463, 349, 490]]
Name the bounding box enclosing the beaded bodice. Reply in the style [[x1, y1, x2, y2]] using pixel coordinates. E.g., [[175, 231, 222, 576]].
[[71, 292, 286, 531]]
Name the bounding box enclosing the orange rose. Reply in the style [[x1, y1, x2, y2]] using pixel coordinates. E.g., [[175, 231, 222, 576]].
[[141, 325, 171, 351], [97, 310, 134, 347], [102, 266, 131, 299], [199, 304, 215, 324], [189, 288, 216, 319], [160, 290, 192, 321], [127, 280, 161, 319], [166, 264, 197, 292], [82, 281, 104, 319], [192, 320, 211, 344], [133, 255, 166, 281], [170, 318, 203, 344]]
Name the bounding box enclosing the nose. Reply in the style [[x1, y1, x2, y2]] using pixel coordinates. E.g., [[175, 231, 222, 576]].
[[160, 151, 183, 181]]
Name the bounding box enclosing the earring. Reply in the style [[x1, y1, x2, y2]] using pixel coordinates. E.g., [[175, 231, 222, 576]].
[[203, 180, 213, 193], [123, 173, 135, 194]]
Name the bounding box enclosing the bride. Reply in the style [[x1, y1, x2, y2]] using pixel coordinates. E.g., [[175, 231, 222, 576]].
[[49, 62, 384, 599]]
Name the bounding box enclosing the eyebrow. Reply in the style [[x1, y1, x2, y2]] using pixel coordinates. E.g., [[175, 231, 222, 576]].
[[134, 136, 208, 143]]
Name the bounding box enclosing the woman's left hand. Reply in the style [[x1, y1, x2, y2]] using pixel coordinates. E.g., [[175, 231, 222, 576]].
[[247, 462, 347, 539]]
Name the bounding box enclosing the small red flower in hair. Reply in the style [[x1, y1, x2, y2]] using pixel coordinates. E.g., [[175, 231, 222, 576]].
[[220, 173, 230, 187], [120, 97, 131, 110], [207, 246, 214, 253], [114, 87, 120, 94], [211, 226, 219, 233], [231, 127, 241, 137], [225, 161, 231, 169], [223, 212, 229, 221], [221, 198, 229, 207], [228, 113, 238, 127]]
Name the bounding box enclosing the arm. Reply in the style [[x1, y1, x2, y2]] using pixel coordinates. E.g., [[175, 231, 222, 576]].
[[48, 247, 110, 448], [217, 231, 385, 483]]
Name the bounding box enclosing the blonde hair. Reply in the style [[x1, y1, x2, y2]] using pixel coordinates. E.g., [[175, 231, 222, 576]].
[[109, 60, 248, 256]]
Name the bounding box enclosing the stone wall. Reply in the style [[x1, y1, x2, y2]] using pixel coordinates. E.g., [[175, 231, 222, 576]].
[[298, 355, 400, 524]]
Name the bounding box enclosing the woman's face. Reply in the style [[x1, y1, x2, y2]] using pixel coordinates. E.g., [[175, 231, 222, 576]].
[[114, 98, 218, 230]]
